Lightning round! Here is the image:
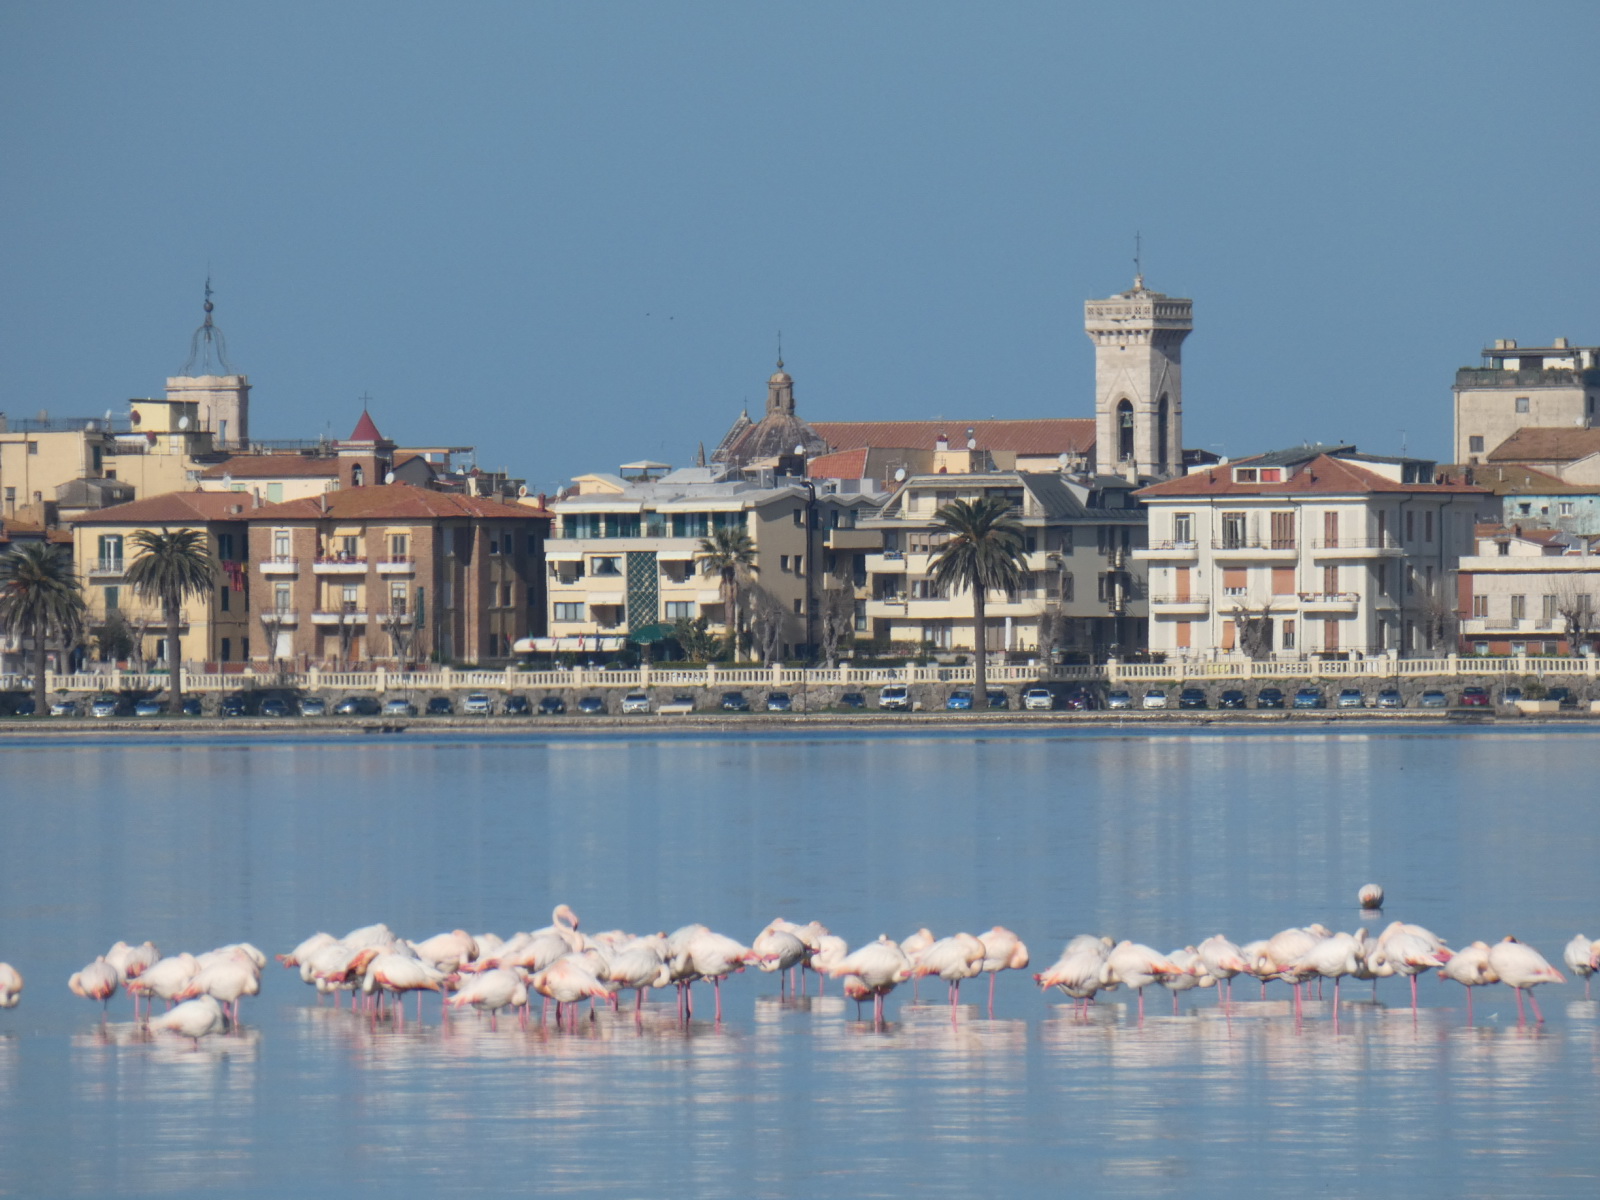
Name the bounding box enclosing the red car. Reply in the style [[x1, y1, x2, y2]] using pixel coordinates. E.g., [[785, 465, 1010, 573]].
[[1459, 686, 1490, 707]]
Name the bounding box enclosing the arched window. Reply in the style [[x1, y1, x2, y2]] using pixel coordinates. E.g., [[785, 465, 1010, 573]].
[[1116, 400, 1134, 462], [351, 464, 364, 488], [1157, 395, 1170, 469]]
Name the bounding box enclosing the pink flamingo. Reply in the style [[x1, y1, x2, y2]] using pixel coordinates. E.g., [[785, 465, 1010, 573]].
[[1488, 937, 1564, 1024], [977, 926, 1030, 1016]]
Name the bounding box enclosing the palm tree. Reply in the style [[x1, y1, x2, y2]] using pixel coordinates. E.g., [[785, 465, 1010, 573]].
[[698, 525, 758, 659], [0, 542, 87, 716], [928, 496, 1028, 702], [124, 528, 216, 714]]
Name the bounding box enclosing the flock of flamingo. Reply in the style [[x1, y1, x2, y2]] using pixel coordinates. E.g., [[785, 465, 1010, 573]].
[[3, 886, 1597, 1046]]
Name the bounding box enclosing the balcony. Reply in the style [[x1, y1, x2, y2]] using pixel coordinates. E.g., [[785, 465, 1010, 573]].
[[1211, 539, 1298, 561], [373, 607, 414, 626], [824, 528, 880, 551], [1133, 540, 1200, 562], [376, 557, 416, 575], [311, 604, 368, 625], [865, 552, 908, 574], [312, 556, 367, 575], [257, 609, 299, 626], [1460, 616, 1555, 634], [1297, 591, 1361, 613], [1149, 594, 1210, 615], [1308, 537, 1402, 559], [88, 561, 125, 580], [257, 557, 300, 575]]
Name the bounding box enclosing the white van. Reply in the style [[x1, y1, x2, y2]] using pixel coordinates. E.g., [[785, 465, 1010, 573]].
[[878, 684, 911, 711]]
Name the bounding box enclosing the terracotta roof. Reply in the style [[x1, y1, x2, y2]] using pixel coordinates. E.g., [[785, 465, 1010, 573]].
[[1455, 463, 1598, 495], [251, 482, 550, 521], [1136, 454, 1487, 499], [348, 410, 384, 442], [810, 419, 1095, 456], [201, 456, 342, 479], [1486, 426, 1600, 463], [1475, 522, 1568, 546], [807, 448, 871, 479], [75, 490, 262, 525], [0, 518, 47, 544]]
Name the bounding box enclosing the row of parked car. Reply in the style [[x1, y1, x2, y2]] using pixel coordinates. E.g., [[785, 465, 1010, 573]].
[[1098, 684, 1563, 711]]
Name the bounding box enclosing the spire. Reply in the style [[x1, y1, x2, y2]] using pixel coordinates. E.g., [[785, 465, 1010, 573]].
[[182, 276, 233, 374], [349, 405, 383, 442], [776, 330, 783, 371], [696, 441, 706, 468]]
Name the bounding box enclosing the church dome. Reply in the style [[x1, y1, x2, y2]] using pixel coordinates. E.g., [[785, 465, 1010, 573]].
[[769, 370, 792, 385]]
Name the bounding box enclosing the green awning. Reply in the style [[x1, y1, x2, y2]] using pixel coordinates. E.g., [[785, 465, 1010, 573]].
[[630, 623, 675, 645]]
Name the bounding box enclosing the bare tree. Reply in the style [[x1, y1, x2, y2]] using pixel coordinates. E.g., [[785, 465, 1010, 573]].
[[745, 585, 787, 664], [818, 582, 856, 668], [1551, 575, 1597, 652], [1415, 589, 1458, 653], [1229, 602, 1275, 660], [378, 609, 413, 667]]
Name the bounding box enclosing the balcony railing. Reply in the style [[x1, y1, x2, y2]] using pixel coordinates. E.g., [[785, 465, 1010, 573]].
[[88, 561, 125, 579], [376, 558, 416, 574], [1297, 591, 1361, 606], [258, 557, 300, 573], [1213, 539, 1298, 551], [1309, 537, 1400, 552], [313, 556, 367, 573]]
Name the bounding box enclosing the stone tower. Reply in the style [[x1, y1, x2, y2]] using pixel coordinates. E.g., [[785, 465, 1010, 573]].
[[1085, 276, 1192, 479], [167, 280, 250, 449]]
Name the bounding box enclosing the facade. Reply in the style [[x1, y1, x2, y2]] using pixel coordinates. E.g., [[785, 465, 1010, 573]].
[[1135, 446, 1485, 658], [858, 471, 1147, 659], [546, 466, 879, 659], [1453, 338, 1600, 465], [247, 484, 549, 667], [71, 491, 257, 668], [1458, 463, 1600, 537], [1086, 276, 1192, 480], [1456, 525, 1600, 656]]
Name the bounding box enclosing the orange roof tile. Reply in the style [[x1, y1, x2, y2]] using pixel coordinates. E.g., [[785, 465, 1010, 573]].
[[1136, 455, 1487, 499], [200, 456, 343, 479], [1486, 427, 1600, 463], [251, 483, 550, 522], [74, 490, 262, 524], [807, 448, 871, 479], [810, 419, 1095, 456]]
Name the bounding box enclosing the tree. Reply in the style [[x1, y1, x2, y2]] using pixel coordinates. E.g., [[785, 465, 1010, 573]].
[[1415, 588, 1458, 654], [93, 608, 138, 663], [698, 526, 758, 659], [927, 496, 1028, 701], [124, 528, 216, 714], [818, 582, 856, 668], [1229, 602, 1275, 661], [671, 615, 725, 663], [744, 585, 787, 664], [1551, 576, 1596, 653], [0, 542, 86, 716]]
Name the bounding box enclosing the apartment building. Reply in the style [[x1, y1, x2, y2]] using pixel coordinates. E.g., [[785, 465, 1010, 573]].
[[544, 465, 877, 659], [858, 471, 1147, 659], [1456, 524, 1600, 656], [1135, 446, 1485, 658], [247, 484, 549, 666], [1454, 338, 1600, 465]]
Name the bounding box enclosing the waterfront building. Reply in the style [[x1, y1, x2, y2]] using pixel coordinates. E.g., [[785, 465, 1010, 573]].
[[1456, 523, 1600, 656], [857, 470, 1147, 659], [1085, 275, 1192, 479], [1453, 338, 1600, 465], [1135, 445, 1485, 658]]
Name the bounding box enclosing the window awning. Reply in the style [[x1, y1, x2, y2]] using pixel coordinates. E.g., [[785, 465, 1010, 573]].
[[658, 548, 698, 561], [588, 592, 625, 606], [546, 548, 583, 562]]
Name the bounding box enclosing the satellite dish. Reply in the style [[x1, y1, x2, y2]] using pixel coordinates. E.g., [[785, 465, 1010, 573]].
[[966, 436, 977, 450], [177, 415, 191, 430], [222, 473, 233, 488], [384, 471, 395, 484], [104, 409, 113, 423], [517, 484, 528, 497], [894, 467, 907, 482], [1058, 452, 1069, 468], [794, 444, 805, 456]]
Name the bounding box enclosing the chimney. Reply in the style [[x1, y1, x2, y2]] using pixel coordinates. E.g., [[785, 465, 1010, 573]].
[[935, 433, 949, 452]]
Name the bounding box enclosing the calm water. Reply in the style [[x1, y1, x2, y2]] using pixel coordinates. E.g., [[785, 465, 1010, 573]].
[[1, 725, 1597, 1198]]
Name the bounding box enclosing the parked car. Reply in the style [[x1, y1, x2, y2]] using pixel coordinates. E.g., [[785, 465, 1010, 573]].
[[986, 690, 1009, 709], [1459, 686, 1490, 707], [426, 696, 454, 716], [1177, 687, 1207, 710], [839, 692, 866, 709], [765, 692, 793, 712], [1547, 686, 1579, 709], [1022, 687, 1055, 711], [334, 695, 381, 716], [133, 698, 164, 717], [665, 694, 697, 713], [577, 695, 607, 714], [182, 696, 204, 717], [49, 698, 80, 717], [1106, 689, 1134, 710], [1292, 687, 1326, 710], [220, 693, 251, 717], [1063, 686, 1096, 711], [1375, 687, 1403, 709], [946, 689, 974, 711], [878, 684, 911, 711], [1218, 689, 1247, 710], [89, 695, 124, 718], [260, 697, 293, 718], [463, 692, 494, 715], [382, 697, 418, 717], [720, 691, 750, 712], [1141, 689, 1168, 710], [1255, 687, 1286, 710], [621, 692, 651, 714], [299, 696, 328, 717], [537, 696, 567, 715], [1417, 689, 1449, 708], [1499, 686, 1523, 706], [503, 694, 532, 715], [8, 697, 36, 716], [1336, 688, 1366, 709]]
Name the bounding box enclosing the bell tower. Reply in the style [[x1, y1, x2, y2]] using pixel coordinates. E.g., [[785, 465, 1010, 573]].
[[167, 279, 250, 450], [1085, 274, 1192, 479]]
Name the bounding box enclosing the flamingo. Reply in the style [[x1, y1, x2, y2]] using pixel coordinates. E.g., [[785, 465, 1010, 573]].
[[811, 934, 848, 997], [127, 953, 200, 1011], [1102, 941, 1181, 1021], [68, 958, 120, 1018], [0, 963, 22, 1008], [604, 944, 671, 1013], [1438, 941, 1498, 1023], [1033, 936, 1113, 1016], [900, 928, 935, 1000], [1358, 883, 1384, 911], [277, 931, 337, 970], [1159, 947, 1213, 1015], [1488, 937, 1564, 1024], [1290, 930, 1366, 1017], [767, 919, 827, 994], [409, 930, 479, 974], [175, 955, 261, 1025], [148, 995, 227, 1047], [361, 952, 447, 1024], [1375, 922, 1451, 1011], [752, 925, 808, 996], [686, 931, 757, 1022], [911, 933, 986, 1013], [1196, 934, 1250, 1006], [1561, 934, 1595, 1000], [977, 926, 1030, 1016], [532, 956, 613, 1027], [829, 937, 912, 1026], [448, 968, 528, 1030]]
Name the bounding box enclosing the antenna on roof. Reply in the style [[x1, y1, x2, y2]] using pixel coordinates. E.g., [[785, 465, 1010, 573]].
[[1133, 231, 1143, 289], [776, 330, 783, 370], [1399, 428, 1408, 456]]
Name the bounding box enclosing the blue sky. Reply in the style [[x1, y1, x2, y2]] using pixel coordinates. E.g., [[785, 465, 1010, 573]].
[[3, 2, 1596, 492]]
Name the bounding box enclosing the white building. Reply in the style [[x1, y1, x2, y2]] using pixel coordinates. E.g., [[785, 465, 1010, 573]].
[[1453, 338, 1600, 465], [1135, 446, 1485, 658], [1456, 524, 1600, 657]]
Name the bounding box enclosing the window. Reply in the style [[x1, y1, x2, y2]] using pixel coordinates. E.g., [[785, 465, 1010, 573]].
[[1259, 468, 1282, 483], [664, 601, 693, 620], [793, 598, 803, 614], [854, 599, 867, 632], [96, 534, 123, 571], [1510, 594, 1526, 620], [1515, 396, 1530, 413], [26, 442, 37, 455], [1061, 572, 1074, 601], [104, 585, 119, 611], [553, 603, 585, 622], [390, 581, 407, 612], [1469, 436, 1485, 453], [242, 637, 250, 660], [1271, 566, 1295, 595], [1172, 513, 1192, 545], [1472, 594, 1489, 618], [1542, 594, 1557, 621], [1220, 512, 1246, 549], [1282, 619, 1295, 650], [1233, 468, 1258, 484], [1560, 502, 1575, 517], [1497, 541, 1510, 556], [221, 638, 231, 662], [389, 533, 409, 561], [909, 531, 950, 554], [1474, 641, 1490, 656], [338, 536, 359, 560], [220, 586, 230, 613], [274, 583, 291, 612], [1222, 568, 1247, 596], [794, 555, 803, 574], [502, 584, 513, 607], [1375, 563, 1389, 597], [274, 531, 291, 560], [1510, 640, 1526, 655], [1405, 511, 1414, 542], [793, 508, 804, 527], [341, 585, 359, 609], [266, 483, 283, 503], [527, 534, 540, 554], [779, 555, 790, 572], [1424, 511, 1434, 542], [216, 533, 235, 560], [1323, 511, 1340, 548], [910, 578, 942, 600], [1270, 511, 1294, 549], [488, 536, 500, 555], [591, 556, 621, 576]]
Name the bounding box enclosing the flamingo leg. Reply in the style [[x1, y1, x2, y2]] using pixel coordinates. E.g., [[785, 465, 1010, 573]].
[[988, 972, 997, 1017], [1528, 989, 1545, 1023], [1172, 989, 1179, 1016], [1465, 986, 1474, 1025], [713, 976, 723, 1023], [1410, 974, 1419, 1012], [1514, 987, 1526, 1024], [1137, 987, 1145, 1023]]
